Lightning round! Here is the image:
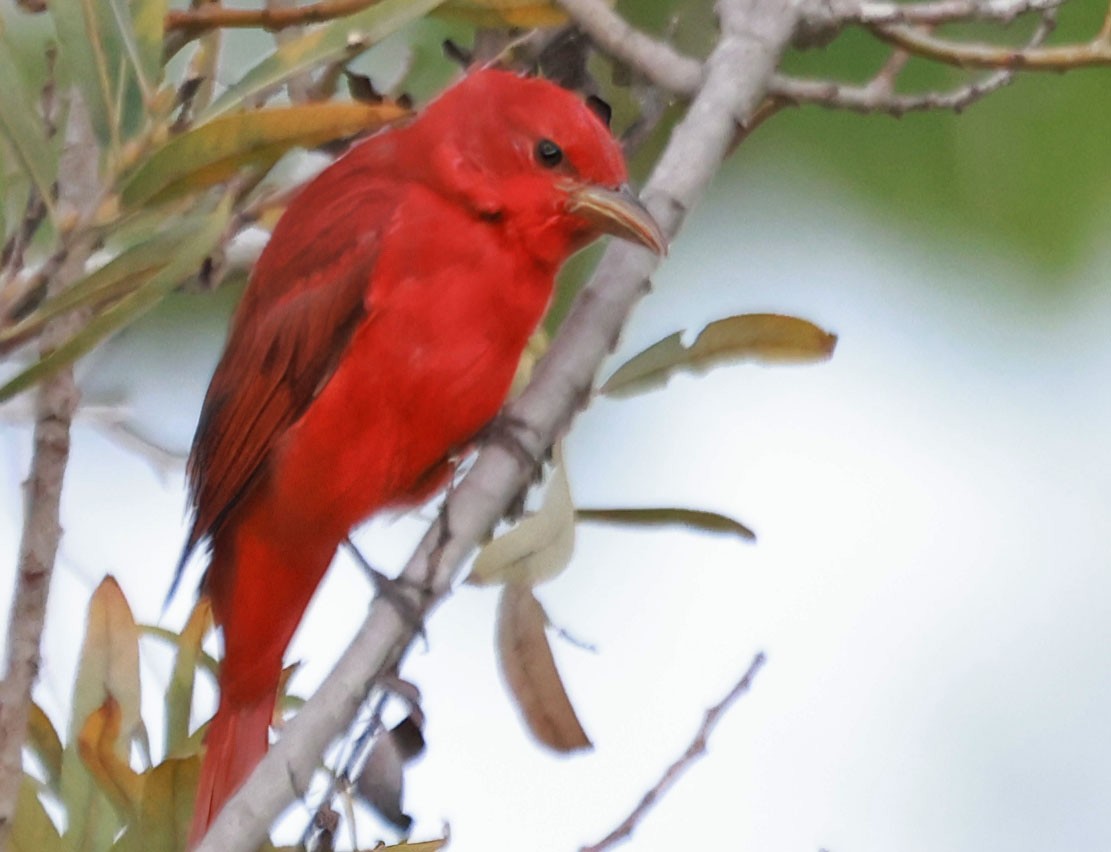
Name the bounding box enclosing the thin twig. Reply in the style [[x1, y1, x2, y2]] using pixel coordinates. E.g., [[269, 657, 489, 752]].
[[774, 5, 1058, 116], [872, 15, 1110, 70], [580, 653, 767, 852], [165, 0, 388, 41]]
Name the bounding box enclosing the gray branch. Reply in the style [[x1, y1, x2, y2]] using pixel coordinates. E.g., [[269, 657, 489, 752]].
[[193, 1, 802, 849], [0, 94, 100, 851]]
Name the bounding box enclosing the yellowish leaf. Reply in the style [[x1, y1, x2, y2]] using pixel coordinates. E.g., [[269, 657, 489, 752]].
[[508, 328, 549, 399], [11, 776, 63, 852], [60, 577, 142, 851], [601, 313, 838, 398], [496, 582, 591, 753], [114, 756, 200, 852], [439, 0, 567, 26], [165, 600, 212, 757], [121, 101, 409, 208], [26, 702, 63, 792], [469, 449, 574, 587], [76, 696, 144, 818]]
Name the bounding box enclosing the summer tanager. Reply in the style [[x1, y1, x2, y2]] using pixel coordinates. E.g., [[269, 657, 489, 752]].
[[181, 68, 664, 845]]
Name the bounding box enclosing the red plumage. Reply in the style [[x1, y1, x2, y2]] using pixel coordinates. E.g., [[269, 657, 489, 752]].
[[182, 68, 663, 847]]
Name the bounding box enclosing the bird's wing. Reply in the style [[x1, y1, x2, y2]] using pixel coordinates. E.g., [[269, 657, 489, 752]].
[[180, 169, 399, 568]]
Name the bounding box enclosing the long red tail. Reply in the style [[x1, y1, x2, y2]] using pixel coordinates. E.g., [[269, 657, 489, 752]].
[[188, 693, 274, 848]]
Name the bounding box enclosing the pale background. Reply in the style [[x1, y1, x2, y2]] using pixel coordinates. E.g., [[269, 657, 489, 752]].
[[4, 10, 1111, 849]]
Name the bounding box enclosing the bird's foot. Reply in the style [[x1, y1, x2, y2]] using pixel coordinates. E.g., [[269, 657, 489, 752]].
[[342, 538, 428, 642]]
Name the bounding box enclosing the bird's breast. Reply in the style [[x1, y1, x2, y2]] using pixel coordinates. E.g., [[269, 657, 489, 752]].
[[264, 189, 557, 537]]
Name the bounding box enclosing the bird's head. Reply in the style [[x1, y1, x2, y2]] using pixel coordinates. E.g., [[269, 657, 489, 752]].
[[417, 68, 666, 266]]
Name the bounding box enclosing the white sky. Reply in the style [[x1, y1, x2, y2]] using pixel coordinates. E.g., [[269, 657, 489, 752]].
[[3, 163, 1111, 851]]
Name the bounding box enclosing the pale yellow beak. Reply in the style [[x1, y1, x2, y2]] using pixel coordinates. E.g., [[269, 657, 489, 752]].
[[568, 184, 667, 255]]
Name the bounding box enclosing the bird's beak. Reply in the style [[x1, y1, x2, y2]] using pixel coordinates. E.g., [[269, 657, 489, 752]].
[[567, 184, 667, 255]]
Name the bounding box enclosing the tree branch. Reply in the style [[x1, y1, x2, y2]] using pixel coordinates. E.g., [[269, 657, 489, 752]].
[[193, 1, 802, 849], [772, 5, 1058, 116], [872, 14, 1111, 70], [554, 0, 702, 95], [0, 94, 100, 852], [851, 0, 1066, 25], [164, 0, 388, 41], [580, 652, 767, 852]]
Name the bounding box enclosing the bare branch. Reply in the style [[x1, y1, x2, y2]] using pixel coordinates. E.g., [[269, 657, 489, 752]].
[[554, 0, 702, 95], [0, 93, 100, 851], [192, 1, 802, 849], [580, 653, 767, 852], [872, 13, 1110, 70], [774, 5, 1058, 116], [852, 0, 1066, 25], [164, 0, 388, 42]]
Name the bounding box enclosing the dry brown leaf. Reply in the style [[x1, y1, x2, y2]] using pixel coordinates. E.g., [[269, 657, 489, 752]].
[[496, 582, 591, 753]]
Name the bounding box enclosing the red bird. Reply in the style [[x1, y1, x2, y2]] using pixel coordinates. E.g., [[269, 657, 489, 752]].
[[182, 68, 664, 845]]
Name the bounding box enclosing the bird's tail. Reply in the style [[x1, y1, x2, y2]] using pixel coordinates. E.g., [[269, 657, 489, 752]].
[[188, 693, 274, 848]]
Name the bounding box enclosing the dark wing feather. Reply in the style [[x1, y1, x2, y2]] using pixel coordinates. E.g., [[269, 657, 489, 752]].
[[177, 161, 401, 583]]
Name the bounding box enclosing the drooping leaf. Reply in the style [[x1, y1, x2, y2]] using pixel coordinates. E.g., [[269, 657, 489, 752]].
[[121, 101, 408, 208], [164, 600, 212, 757], [469, 451, 575, 587], [11, 776, 63, 852], [0, 200, 230, 403], [0, 23, 58, 218], [113, 756, 199, 852], [576, 507, 757, 542], [26, 702, 64, 792], [202, 0, 445, 120], [76, 696, 144, 819], [60, 577, 143, 852], [496, 582, 591, 753], [601, 313, 838, 398], [439, 0, 566, 27]]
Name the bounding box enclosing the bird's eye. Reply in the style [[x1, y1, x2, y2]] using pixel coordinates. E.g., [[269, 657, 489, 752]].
[[535, 138, 563, 168]]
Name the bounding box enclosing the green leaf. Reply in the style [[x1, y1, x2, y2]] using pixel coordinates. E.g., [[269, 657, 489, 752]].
[[26, 702, 64, 793], [139, 624, 219, 681], [0, 23, 58, 219], [49, 0, 116, 146], [202, 0, 446, 120], [60, 577, 142, 852], [0, 226, 188, 352], [49, 0, 145, 147], [11, 776, 63, 852], [0, 200, 230, 403], [125, 0, 166, 91], [601, 313, 838, 398], [164, 601, 212, 757], [576, 507, 757, 542], [121, 101, 408, 208], [113, 757, 199, 852]]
